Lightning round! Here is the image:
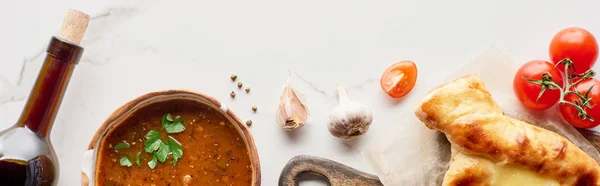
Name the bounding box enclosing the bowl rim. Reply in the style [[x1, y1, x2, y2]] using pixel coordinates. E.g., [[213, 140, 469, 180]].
[[81, 89, 261, 186]]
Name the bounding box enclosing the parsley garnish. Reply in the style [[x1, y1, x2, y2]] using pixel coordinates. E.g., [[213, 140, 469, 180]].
[[148, 155, 157, 169], [140, 113, 186, 169], [162, 113, 185, 133], [116, 113, 186, 169], [156, 142, 170, 163], [113, 141, 130, 152], [136, 151, 142, 167], [168, 136, 183, 165], [162, 113, 174, 127], [119, 156, 132, 167], [144, 130, 163, 153]]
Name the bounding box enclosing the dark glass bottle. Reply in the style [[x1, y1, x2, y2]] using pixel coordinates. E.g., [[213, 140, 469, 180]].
[[0, 36, 83, 186]]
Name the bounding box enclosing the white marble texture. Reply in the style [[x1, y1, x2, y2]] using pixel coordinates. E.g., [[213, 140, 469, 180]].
[[2, 0, 600, 185]]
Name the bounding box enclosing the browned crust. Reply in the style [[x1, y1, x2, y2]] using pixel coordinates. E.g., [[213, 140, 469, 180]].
[[81, 90, 261, 186], [446, 166, 491, 186], [448, 115, 599, 184], [415, 74, 600, 186]]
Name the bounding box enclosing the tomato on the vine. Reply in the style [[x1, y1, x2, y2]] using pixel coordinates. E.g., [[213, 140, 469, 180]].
[[513, 60, 563, 110], [380, 60, 417, 98], [550, 27, 599, 75], [560, 78, 600, 128]]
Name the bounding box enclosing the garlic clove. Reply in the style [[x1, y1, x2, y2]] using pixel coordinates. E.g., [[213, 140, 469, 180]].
[[328, 84, 373, 140], [276, 83, 309, 131]]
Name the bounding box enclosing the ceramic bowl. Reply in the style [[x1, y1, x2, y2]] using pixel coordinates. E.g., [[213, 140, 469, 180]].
[[80, 90, 261, 186]]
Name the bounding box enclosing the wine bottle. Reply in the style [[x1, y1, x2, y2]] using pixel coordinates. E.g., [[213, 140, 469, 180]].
[[0, 9, 89, 186]]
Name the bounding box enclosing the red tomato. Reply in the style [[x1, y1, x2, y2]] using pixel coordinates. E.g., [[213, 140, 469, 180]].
[[560, 78, 600, 128], [513, 60, 563, 110], [380, 60, 417, 98], [550, 27, 599, 75]]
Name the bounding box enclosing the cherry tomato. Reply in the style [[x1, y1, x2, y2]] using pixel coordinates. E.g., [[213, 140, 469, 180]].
[[513, 60, 563, 110], [560, 78, 600, 128], [380, 60, 417, 98], [550, 27, 599, 75]]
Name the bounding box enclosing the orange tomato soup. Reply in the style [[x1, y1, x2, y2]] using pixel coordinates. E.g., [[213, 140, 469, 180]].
[[96, 99, 253, 185]]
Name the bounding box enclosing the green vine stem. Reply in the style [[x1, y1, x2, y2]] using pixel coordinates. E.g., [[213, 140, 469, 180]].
[[523, 58, 596, 121]]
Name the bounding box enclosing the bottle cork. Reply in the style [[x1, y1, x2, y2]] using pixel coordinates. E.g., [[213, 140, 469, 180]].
[[59, 9, 89, 45]]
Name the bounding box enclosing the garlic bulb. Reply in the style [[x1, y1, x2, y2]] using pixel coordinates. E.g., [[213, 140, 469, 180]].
[[328, 84, 373, 140], [276, 80, 309, 131]]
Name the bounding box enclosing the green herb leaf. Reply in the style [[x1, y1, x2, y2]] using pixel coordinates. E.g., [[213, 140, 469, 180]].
[[113, 141, 130, 152], [144, 130, 163, 153], [162, 113, 174, 128], [168, 136, 183, 165], [137, 113, 187, 169], [165, 117, 185, 134], [148, 155, 157, 169], [161, 113, 185, 133], [173, 157, 179, 165], [136, 151, 142, 167], [165, 113, 174, 122], [119, 156, 132, 167], [156, 142, 170, 163]]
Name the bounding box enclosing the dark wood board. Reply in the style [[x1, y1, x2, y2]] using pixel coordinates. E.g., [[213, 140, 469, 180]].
[[278, 155, 383, 186]]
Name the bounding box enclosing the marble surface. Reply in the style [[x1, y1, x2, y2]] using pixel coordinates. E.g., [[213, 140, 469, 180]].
[[2, 0, 600, 185]]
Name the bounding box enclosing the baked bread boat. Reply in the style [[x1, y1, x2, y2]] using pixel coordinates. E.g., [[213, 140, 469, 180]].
[[415, 74, 600, 186]]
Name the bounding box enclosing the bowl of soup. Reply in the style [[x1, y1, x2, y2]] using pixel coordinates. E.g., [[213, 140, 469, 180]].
[[81, 90, 261, 185]]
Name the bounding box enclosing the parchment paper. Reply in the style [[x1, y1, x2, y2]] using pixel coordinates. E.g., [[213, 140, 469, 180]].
[[363, 46, 600, 186]]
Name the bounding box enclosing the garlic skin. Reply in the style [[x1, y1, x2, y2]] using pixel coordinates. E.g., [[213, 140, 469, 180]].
[[276, 82, 309, 131], [328, 84, 373, 140]]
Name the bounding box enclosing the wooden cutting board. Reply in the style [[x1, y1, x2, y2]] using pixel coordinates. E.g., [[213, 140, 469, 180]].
[[278, 155, 383, 186], [578, 129, 600, 154]]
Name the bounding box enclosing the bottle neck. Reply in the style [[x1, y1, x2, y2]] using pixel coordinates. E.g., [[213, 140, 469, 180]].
[[17, 37, 83, 138]]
